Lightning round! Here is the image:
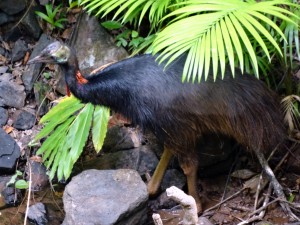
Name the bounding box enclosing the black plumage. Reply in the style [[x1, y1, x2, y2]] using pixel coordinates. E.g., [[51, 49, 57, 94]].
[[28, 41, 287, 213]]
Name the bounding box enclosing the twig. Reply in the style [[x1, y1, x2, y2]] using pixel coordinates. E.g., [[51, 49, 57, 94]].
[[203, 187, 247, 214], [24, 160, 32, 225]]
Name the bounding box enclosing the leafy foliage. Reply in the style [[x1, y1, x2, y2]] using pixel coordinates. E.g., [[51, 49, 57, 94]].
[[30, 96, 110, 180], [35, 4, 68, 29], [79, 0, 299, 81], [101, 20, 155, 50], [6, 170, 29, 189]]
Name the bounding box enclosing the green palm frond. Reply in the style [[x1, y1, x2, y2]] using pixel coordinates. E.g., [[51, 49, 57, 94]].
[[80, 0, 178, 28], [30, 96, 110, 180], [152, 0, 298, 82]]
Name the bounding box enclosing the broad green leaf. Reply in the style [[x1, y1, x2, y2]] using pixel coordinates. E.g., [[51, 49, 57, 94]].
[[101, 21, 123, 30], [35, 11, 53, 24], [15, 180, 29, 189]]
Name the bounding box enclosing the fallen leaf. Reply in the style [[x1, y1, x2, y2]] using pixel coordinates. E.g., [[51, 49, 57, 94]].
[[23, 51, 30, 65], [231, 169, 256, 180], [4, 125, 14, 134]]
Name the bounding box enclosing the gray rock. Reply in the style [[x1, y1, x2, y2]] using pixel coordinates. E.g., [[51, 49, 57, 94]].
[[198, 217, 214, 225], [13, 110, 36, 130], [83, 145, 159, 176], [0, 12, 15, 25], [62, 169, 148, 225], [26, 160, 48, 191], [0, 107, 8, 126], [33, 81, 50, 116], [23, 34, 53, 91], [1, 186, 22, 206], [12, 39, 27, 62], [21, 8, 42, 40], [0, 80, 26, 108], [74, 13, 128, 72], [0, 47, 5, 56], [103, 126, 142, 152], [0, 176, 11, 208], [38, 0, 50, 5], [27, 203, 48, 225], [161, 169, 186, 192], [0, 128, 20, 172], [0, 66, 8, 74], [0, 0, 26, 15], [0, 73, 13, 82]]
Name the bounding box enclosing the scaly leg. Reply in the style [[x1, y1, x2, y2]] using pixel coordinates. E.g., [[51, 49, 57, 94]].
[[148, 147, 173, 196], [179, 159, 202, 212]]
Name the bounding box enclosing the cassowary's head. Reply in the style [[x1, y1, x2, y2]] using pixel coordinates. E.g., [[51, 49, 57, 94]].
[[28, 41, 71, 64]]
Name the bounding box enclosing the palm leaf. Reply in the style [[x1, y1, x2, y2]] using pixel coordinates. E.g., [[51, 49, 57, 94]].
[[92, 106, 110, 152], [152, 0, 298, 81]]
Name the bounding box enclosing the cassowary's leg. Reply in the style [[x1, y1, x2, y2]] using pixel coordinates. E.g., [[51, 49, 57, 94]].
[[255, 150, 300, 221], [179, 158, 202, 213], [148, 147, 173, 196]]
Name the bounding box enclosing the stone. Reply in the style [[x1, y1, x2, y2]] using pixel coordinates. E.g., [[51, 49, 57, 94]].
[[1, 186, 22, 206], [13, 110, 36, 130], [0, 12, 15, 26], [0, 128, 20, 172], [33, 81, 50, 116], [0, 66, 8, 74], [21, 8, 42, 40], [38, 0, 50, 5], [0, 0, 26, 15], [62, 169, 148, 225], [0, 80, 26, 108], [26, 160, 48, 191], [11, 39, 27, 62], [161, 169, 186, 192], [0, 73, 13, 82], [74, 13, 128, 72], [23, 34, 53, 91], [103, 126, 142, 152], [0, 176, 11, 208], [82, 145, 159, 176], [0, 107, 8, 126], [27, 203, 48, 225], [0, 47, 6, 56], [198, 217, 214, 225]]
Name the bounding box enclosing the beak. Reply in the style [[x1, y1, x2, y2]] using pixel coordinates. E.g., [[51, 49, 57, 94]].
[[27, 55, 49, 64]]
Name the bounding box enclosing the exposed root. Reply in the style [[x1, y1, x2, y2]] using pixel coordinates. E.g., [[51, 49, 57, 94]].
[[255, 150, 300, 221], [152, 213, 163, 225], [166, 186, 198, 225]]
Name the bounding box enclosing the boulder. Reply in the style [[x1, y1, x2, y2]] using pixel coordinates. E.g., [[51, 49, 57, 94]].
[[62, 169, 148, 225], [0, 128, 20, 172]]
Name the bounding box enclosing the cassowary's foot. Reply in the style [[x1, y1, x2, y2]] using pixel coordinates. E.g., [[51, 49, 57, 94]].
[[147, 147, 173, 196], [255, 150, 300, 221], [179, 159, 202, 213]]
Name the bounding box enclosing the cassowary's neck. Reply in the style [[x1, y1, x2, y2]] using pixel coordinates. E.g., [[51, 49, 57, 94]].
[[59, 53, 125, 110]]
